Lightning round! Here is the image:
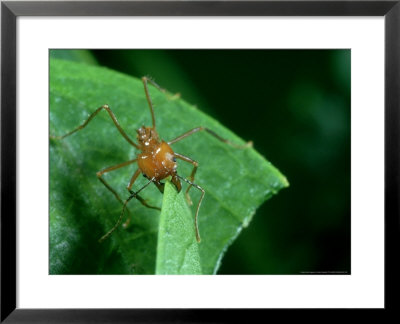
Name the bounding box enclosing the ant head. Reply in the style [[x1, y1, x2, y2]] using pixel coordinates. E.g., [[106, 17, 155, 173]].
[[136, 126, 160, 148]]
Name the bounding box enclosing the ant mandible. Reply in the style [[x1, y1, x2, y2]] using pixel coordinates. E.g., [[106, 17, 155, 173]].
[[52, 77, 252, 243]]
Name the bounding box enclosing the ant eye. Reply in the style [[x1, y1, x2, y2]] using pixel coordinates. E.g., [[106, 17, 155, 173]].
[[173, 157, 177, 162]]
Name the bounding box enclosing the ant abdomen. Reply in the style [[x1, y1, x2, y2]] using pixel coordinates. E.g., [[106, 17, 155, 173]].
[[137, 141, 177, 181]]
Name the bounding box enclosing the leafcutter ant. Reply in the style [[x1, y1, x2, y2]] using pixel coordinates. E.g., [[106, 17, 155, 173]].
[[51, 77, 252, 243]]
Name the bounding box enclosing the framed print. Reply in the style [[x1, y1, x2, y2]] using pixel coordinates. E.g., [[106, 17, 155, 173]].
[[1, 0, 399, 322]]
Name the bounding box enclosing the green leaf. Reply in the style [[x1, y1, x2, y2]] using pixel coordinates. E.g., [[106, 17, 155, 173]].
[[50, 59, 289, 274], [156, 181, 202, 274], [49, 49, 98, 65]]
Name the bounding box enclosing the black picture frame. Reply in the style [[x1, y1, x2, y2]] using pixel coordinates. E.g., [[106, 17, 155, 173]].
[[1, 0, 399, 322]]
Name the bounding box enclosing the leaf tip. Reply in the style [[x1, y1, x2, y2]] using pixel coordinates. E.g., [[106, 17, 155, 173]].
[[282, 175, 290, 188]]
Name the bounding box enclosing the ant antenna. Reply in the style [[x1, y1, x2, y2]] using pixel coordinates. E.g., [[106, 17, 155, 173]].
[[176, 175, 205, 243], [98, 177, 154, 243]]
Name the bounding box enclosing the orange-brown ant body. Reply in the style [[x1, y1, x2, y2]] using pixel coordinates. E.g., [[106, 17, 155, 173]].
[[52, 77, 251, 243]]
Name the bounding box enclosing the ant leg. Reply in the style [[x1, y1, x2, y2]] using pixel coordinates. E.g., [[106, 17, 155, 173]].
[[99, 178, 154, 243], [142, 77, 161, 129], [96, 159, 137, 229], [51, 104, 139, 149], [168, 127, 253, 148], [142, 76, 180, 129], [174, 153, 198, 205], [127, 168, 141, 191], [176, 175, 205, 243], [96, 159, 137, 220], [127, 170, 161, 211], [117, 170, 162, 229], [122, 187, 161, 229], [123, 170, 161, 231]]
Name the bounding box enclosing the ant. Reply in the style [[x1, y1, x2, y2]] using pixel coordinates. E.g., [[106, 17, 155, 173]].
[[51, 77, 252, 243]]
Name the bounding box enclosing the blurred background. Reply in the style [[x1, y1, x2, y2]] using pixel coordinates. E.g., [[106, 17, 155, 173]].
[[50, 49, 350, 274]]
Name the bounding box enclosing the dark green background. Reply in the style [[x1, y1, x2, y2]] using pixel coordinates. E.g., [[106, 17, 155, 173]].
[[50, 49, 351, 274]]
